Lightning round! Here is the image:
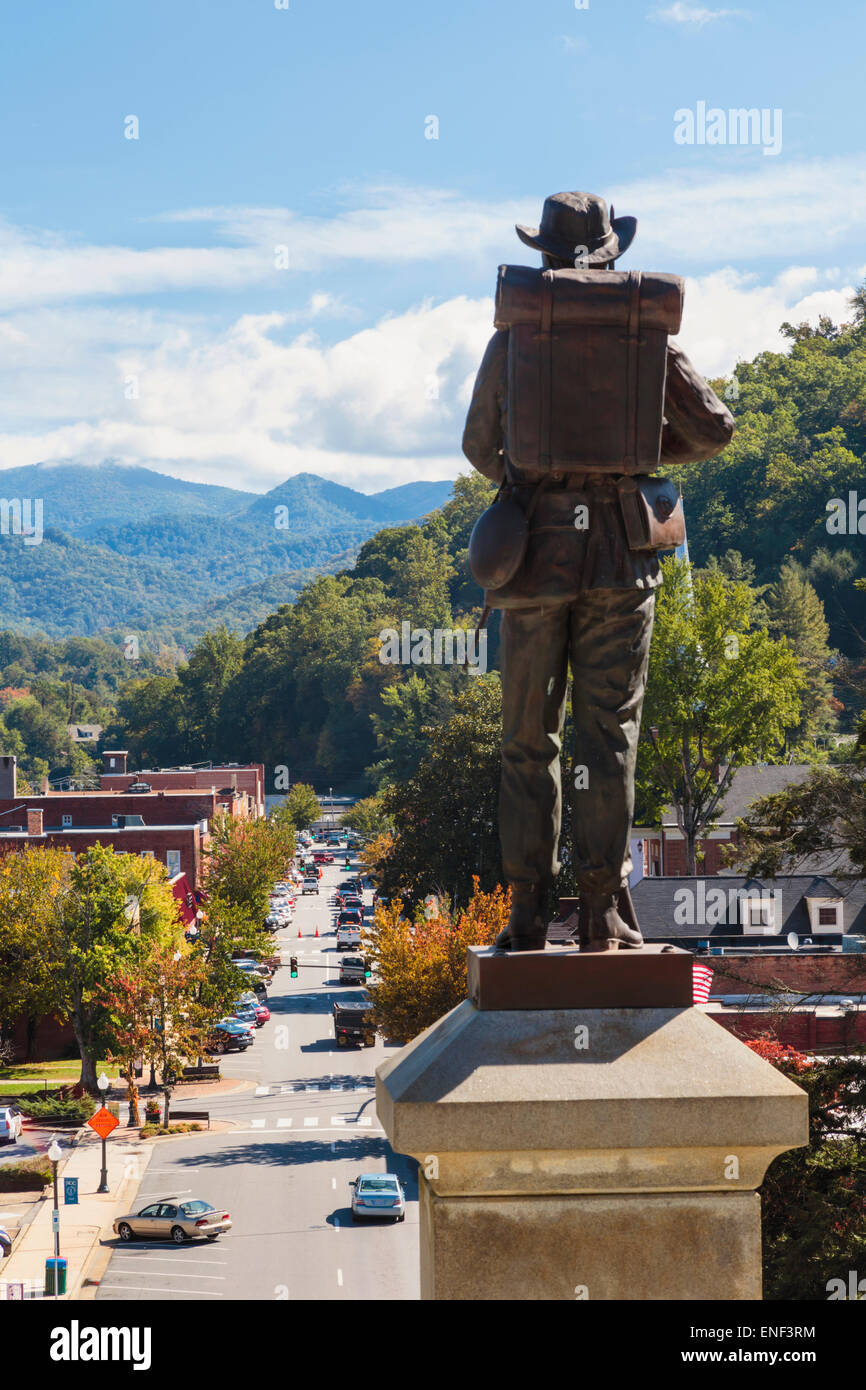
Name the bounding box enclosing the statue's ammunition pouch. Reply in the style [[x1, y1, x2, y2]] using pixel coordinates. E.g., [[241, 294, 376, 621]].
[[617, 475, 685, 552]]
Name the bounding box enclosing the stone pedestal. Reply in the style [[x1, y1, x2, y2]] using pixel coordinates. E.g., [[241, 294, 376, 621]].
[[376, 947, 808, 1301]]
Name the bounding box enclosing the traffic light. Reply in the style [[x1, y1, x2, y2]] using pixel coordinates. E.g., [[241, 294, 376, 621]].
[[290, 956, 298, 979], [364, 958, 372, 980]]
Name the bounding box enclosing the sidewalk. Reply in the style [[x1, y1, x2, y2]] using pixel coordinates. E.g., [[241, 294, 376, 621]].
[[0, 1124, 153, 1301]]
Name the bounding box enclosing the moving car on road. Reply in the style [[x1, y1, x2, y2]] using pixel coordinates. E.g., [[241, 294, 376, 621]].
[[302, 873, 320, 895], [339, 954, 367, 984], [312, 850, 334, 864], [350, 1173, 405, 1223], [336, 921, 362, 951], [333, 999, 375, 1047], [114, 1198, 232, 1244]]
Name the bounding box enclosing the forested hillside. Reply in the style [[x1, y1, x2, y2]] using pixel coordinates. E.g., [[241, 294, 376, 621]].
[[0, 465, 453, 641]]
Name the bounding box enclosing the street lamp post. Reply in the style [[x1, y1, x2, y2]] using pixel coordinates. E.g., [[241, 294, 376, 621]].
[[96, 1072, 110, 1193], [48, 1138, 62, 1301]]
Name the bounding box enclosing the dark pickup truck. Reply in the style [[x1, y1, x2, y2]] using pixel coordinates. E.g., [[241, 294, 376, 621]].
[[333, 999, 375, 1048]]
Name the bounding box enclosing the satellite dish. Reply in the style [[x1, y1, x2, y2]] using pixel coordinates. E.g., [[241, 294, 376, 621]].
[[787, 932, 799, 951]]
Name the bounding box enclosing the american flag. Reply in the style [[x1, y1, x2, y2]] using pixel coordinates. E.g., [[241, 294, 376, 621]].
[[693, 963, 714, 1004]]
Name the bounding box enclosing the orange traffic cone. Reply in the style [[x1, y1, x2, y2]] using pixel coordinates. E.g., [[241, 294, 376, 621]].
[[314, 926, 319, 937], [297, 927, 302, 937]]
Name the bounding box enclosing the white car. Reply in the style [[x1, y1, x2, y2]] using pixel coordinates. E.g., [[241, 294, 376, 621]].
[[350, 1173, 405, 1223], [0, 1107, 22, 1144]]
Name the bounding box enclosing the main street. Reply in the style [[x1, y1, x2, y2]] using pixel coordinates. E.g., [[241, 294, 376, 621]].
[[95, 858, 419, 1301]]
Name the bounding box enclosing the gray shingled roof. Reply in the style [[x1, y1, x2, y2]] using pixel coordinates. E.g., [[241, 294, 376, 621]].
[[660, 764, 814, 827], [630, 874, 866, 942]]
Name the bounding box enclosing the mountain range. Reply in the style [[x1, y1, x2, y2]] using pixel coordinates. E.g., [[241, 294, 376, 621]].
[[0, 462, 454, 642]]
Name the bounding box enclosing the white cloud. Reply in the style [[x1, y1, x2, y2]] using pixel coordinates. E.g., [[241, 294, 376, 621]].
[[0, 266, 857, 491], [649, 3, 746, 26]]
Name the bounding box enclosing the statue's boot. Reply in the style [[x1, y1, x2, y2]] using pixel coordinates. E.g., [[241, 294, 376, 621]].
[[575, 889, 644, 952], [494, 883, 548, 952]]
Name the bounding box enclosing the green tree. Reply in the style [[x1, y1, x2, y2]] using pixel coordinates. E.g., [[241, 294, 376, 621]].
[[762, 561, 836, 744], [203, 815, 295, 925], [341, 794, 393, 842], [637, 557, 804, 874], [379, 676, 502, 910], [50, 846, 182, 1090], [273, 782, 320, 833]]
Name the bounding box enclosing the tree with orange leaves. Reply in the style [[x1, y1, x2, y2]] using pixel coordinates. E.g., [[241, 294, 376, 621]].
[[362, 877, 509, 1043]]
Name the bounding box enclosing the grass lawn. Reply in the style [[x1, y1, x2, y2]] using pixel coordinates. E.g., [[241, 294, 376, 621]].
[[0, 1059, 123, 1092]]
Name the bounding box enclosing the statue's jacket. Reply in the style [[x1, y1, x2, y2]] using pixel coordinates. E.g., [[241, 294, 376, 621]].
[[462, 328, 735, 606]]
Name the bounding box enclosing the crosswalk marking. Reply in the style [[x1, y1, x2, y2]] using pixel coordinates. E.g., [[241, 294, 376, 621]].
[[254, 1086, 269, 1096], [357, 1117, 372, 1127], [277, 1117, 292, 1128], [250, 1118, 266, 1129], [303, 1116, 319, 1127]]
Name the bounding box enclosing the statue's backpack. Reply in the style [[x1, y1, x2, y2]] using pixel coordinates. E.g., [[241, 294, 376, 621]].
[[494, 265, 684, 475]]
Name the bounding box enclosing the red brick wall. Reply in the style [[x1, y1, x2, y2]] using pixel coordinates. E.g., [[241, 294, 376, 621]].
[[710, 1008, 866, 1053], [661, 836, 734, 876], [709, 954, 866, 995]]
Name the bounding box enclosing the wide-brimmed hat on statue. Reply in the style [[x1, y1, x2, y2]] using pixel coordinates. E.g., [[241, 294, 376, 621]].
[[515, 191, 636, 267]]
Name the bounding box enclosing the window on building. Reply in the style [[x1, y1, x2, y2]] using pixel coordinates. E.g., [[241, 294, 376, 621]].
[[806, 898, 843, 933], [62, 814, 72, 827], [140, 850, 154, 859], [166, 849, 181, 876], [740, 896, 779, 934]]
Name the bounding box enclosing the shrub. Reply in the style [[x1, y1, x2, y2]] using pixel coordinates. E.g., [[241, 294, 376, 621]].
[[749, 1037, 866, 1299], [140, 1123, 203, 1137], [15, 1092, 93, 1124], [0, 1156, 52, 1189]]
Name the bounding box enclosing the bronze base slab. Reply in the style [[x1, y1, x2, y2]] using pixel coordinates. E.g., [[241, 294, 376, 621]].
[[467, 944, 694, 1010]]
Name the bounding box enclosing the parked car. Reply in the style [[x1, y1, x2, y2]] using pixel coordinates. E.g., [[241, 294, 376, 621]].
[[0, 1107, 22, 1144], [231, 1003, 259, 1028], [127, 781, 152, 794], [0, 1225, 12, 1257], [312, 850, 334, 864], [114, 1198, 232, 1244], [207, 1021, 253, 1053], [350, 1173, 405, 1222], [234, 959, 271, 980], [333, 999, 375, 1046], [253, 1002, 270, 1025], [339, 954, 367, 984]]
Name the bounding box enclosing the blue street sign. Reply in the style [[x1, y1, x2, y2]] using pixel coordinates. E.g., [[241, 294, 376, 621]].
[[63, 1177, 78, 1205]]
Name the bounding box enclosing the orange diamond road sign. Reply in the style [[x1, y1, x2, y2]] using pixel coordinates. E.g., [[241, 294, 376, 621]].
[[87, 1106, 119, 1139]]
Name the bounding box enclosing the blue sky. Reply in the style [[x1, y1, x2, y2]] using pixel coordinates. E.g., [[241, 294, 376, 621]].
[[0, 0, 864, 492]]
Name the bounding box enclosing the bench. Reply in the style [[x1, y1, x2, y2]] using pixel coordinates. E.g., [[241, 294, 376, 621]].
[[178, 1065, 220, 1083], [169, 1110, 210, 1129]]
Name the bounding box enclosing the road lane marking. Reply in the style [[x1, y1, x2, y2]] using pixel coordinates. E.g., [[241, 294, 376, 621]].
[[105, 1267, 226, 1280], [112, 1255, 227, 1265], [357, 1118, 373, 1127], [303, 1117, 319, 1127], [255, 1086, 270, 1096], [251, 1119, 266, 1129], [99, 1283, 223, 1296], [337, 1269, 343, 1286]]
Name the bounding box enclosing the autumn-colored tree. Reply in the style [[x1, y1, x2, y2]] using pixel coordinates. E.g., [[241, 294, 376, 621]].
[[748, 1036, 866, 1299], [203, 814, 295, 925], [363, 879, 509, 1042], [141, 944, 210, 1125], [101, 966, 155, 1127]]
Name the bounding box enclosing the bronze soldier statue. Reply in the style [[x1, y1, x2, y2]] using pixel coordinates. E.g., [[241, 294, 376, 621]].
[[462, 191, 734, 952]]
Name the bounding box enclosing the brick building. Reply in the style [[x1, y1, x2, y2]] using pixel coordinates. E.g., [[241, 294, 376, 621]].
[[0, 755, 220, 885], [100, 751, 266, 818], [634, 764, 815, 877]]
